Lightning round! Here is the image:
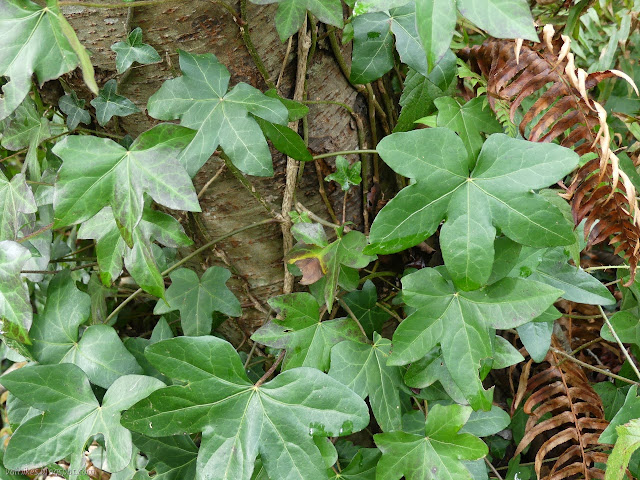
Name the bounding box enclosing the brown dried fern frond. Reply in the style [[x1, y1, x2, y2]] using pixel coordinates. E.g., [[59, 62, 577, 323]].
[[460, 27, 640, 283], [514, 340, 612, 480]]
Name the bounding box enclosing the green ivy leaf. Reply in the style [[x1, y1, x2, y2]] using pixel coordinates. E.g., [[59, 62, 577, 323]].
[[329, 333, 403, 432], [254, 117, 313, 162], [252, 292, 365, 371], [457, 0, 538, 41], [0, 0, 83, 120], [512, 247, 616, 306], [2, 364, 164, 480], [0, 171, 36, 241], [121, 336, 370, 480], [374, 403, 488, 480], [111, 27, 161, 74], [434, 96, 503, 166], [515, 306, 559, 362], [154, 267, 242, 336], [29, 270, 142, 388], [460, 405, 511, 438], [404, 350, 468, 404], [328, 448, 380, 479], [250, 0, 343, 42], [325, 156, 362, 191], [78, 206, 191, 297], [0, 241, 32, 340], [415, 0, 456, 72], [351, 5, 429, 84], [601, 385, 640, 444], [343, 280, 389, 338], [601, 311, 640, 352], [367, 130, 579, 290], [53, 123, 199, 245], [392, 267, 561, 408], [132, 434, 198, 480], [59, 92, 91, 131], [147, 50, 289, 177], [287, 231, 376, 310], [604, 418, 640, 480], [91, 79, 140, 126]]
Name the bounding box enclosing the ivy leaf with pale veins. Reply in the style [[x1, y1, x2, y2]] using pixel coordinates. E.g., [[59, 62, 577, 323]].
[[325, 156, 362, 191], [111, 27, 161, 74], [29, 270, 142, 388], [249, 0, 343, 42], [59, 91, 91, 131], [53, 123, 199, 246], [328, 448, 380, 479], [78, 206, 192, 297], [154, 267, 242, 336], [329, 333, 403, 432], [457, 0, 538, 42], [0, 171, 36, 241], [415, 0, 457, 72], [434, 96, 503, 166], [287, 231, 376, 310], [391, 266, 561, 409], [0, 241, 32, 343], [374, 404, 488, 480], [366, 130, 579, 290], [91, 79, 140, 126], [252, 292, 365, 371], [350, 4, 429, 84], [121, 336, 370, 480], [2, 364, 164, 480], [147, 50, 289, 177], [0, 0, 82, 120]]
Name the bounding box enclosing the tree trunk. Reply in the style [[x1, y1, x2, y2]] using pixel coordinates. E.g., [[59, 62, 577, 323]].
[[61, 1, 369, 345]]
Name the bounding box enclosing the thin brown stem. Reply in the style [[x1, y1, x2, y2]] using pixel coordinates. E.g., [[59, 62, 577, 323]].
[[255, 350, 285, 387], [338, 298, 369, 341], [599, 305, 640, 380], [550, 347, 640, 385]]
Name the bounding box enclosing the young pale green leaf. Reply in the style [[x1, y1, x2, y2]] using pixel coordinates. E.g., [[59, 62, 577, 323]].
[[329, 333, 403, 432], [600, 386, 640, 444], [601, 311, 640, 350], [516, 306, 559, 362], [250, 0, 343, 42], [111, 27, 161, 74], [368, 131, 579, 290], [351, 5, 430, 84], [434, 96, 503, 166], [343, 280, 389, 338], [404, 351, 468, 404], [2, 364, 164, 480], [0, 241, 32, 339], [0, 172, 37, 241], [415, 0, 456, 72], [147, 51, 288, 177], [29, 270, 143, 388], [492, 335, 525, 369], [252, 292, 365, 371], [287, 231, 376, 310], [154, 267, 241, 336], [392, 267, 561, 409], [456, 0, 538, 41], [121, 336, 370, 480], [59, 92, 91, 131], [90, 79, 140, 126], [325, 156, 362, 191], [604, 418, 640, 480], [132, 434, 197, 480], [0, 0, 81, 120], [374, 404, 488, 480], [53, 124, 199, 243], [328, 448, 381, 479]]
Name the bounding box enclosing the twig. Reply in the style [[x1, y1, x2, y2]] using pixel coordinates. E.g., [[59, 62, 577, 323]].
[[276, 36, 293, 90], [599, 304, 640, 380], [105, 218, 278, 323], [22, 262, 98, 274], [59, 0, 178, 7], [376, 302, 403, 323], [281, 16, 311, 294], [485, 458, 504, 480], [17, 222, 54, 243], [551, 347, 640, 386], [584, 265, 630, 272], [254, 350, 285, 387], [295, 202, 341, 229], [197, 163, 226, 199], [338, 298, 369, 341], [312, 150, 377, 160], [239, 0, 276, 89]]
